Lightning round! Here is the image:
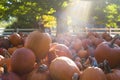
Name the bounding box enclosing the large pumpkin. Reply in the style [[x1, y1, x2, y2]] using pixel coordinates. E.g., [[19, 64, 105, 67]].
[[24, 30, 52, 60], [11, 48, 36, 75], [81, 67, 106, 80], [49, 56, 81, 80], [94, 40, 120, 68]]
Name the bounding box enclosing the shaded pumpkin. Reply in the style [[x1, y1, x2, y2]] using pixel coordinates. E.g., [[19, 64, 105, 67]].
[[71, 38, 83, 52], [11, 48, 36, 75], [0, 64, 21, 80], [94, 34, 120, 68], [49, 56, 81, 80], [8, 47, 18, 55], [106, 69, 120, 80], [9, 33, 22, 46], [27, 64, 52, 80], [77, 49, 89, 59], [24, 30, 52, 60], [0, 37, 10, 49], [99, 60, 120, 80]]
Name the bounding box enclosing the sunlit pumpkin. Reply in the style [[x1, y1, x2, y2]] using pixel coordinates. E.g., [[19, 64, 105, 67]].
[[24, 30, 52, 61], [49, 56, 81, 80]]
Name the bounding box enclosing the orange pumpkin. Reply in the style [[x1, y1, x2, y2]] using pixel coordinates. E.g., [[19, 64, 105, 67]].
[[8, 47, 18, 55], [51, 43, 72, 59], [95, 35, 120, 68], [81, 66, 106, 80], [9, 33, 22, 46], [24, 30, 52, 61], [77, 49, 89, 58], [11, 48, 36, 75], [49, 56, 81, 80]]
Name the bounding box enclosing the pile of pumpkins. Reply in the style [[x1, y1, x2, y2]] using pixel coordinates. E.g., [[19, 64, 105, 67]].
[[0, 30, 120, 80]]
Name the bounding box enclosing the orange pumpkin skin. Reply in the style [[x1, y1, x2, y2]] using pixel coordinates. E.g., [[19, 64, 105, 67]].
[[94, 42, 120, 68], [81, 67, 106, 80], [106, 69, 120, 80], [49, 56, 81, 80], [24, 30, 52, 60], [71, 39, 82, 52], [77, 49, 89, 58], [11, 48, 36, 75], [8, 47, 18, 55], [52, 43, 72, 59], [9, 33, 22, 46]]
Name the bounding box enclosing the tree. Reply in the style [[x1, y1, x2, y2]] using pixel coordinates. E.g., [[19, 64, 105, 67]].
[[0, 0, 70, 35], [91, 0, 120, 28]]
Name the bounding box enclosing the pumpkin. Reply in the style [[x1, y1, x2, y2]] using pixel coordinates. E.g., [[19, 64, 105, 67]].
[[0, 64, 21, 80], [99, 60, 120, 80], [9, 33, 22, 46], [71, 38, 82, 52], [0, 48, 11, 58], [102, 32, 112, 41], [11, 48, 36, 75], [74, 56, 83, 70], [106, 69, 120, 80], [81, 66, 106, 80], [8, 47, 18, 55], [24, 30, 52, 61], [50, 43, 72, 59], [94, 34, 120, 68], [27, 64, 52, 80], [81, 39, 92, 49], [0, 37, 10, 49], [77, 49, 89, 58], [49, 56, 81, 80]]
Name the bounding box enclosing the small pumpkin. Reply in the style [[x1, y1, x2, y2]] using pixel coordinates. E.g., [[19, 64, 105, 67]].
[[24, 30, 52, 61], [9, 33, 22, 46], [51, 43, 72, 59], [11, 48, 36, 75], [77, 49, 89, 59], [49, 56, 81, 80]]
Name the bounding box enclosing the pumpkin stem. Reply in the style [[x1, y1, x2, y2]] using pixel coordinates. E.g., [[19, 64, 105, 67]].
[[72, 73, 80, 80], [109, 34, 119, 48], [37, 64, 48, 72], [3, 49, 11, 58], [89, 56, 98, 67], [2, 64, 8, 74], [103, 60, 112, 73]]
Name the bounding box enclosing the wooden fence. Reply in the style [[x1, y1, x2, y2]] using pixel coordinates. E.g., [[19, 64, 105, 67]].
[[0, 28, 120, 36]]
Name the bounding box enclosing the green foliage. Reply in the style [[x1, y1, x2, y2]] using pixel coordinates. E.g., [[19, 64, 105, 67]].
[[92, 0, 120, 28], [104, 4, 120, 28], [0, 0, 69, 29]]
